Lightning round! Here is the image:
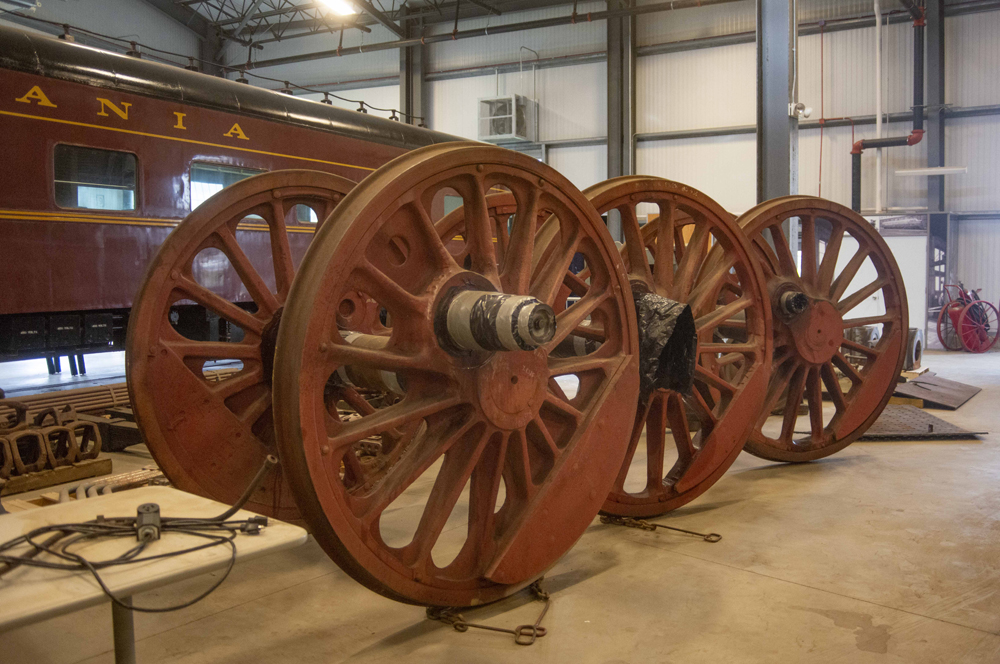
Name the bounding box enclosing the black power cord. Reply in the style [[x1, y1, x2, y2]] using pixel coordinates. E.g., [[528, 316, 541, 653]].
[[0, 455, 279, 613]]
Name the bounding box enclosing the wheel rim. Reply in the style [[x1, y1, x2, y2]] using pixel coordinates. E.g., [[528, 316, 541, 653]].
[[958, 301, 999, 353], [126, 170, 354, 521], [272, 143, 639, 606], [738, 196, 908, 462], [581, 177, 771, 516], [937, 301, 964, 350]]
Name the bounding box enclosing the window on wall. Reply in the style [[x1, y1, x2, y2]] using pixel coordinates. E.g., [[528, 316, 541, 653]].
[[54, 145, 137, 210], [190, 163, 265, 210]]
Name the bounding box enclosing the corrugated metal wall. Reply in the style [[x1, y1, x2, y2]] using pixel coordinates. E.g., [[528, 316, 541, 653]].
[[945, 115, 1000, 212], [427, 61, 605, 142], [636, 134, 757, 214], [425, 1, 605, 72], [953, 217, 1000, 301], [636, 43, 756, 133], [945, 11, 1000, 107]]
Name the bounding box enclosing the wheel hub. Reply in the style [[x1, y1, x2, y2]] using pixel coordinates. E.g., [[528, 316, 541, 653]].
[[475, 352, 548, 430], [788, 299, 842, 364]]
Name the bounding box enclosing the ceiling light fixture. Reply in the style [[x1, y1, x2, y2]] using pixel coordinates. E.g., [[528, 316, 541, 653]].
[[318, 0, 358, 16]]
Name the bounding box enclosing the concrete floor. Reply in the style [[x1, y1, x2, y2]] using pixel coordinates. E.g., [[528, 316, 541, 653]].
[[3, 349, 999, 664]]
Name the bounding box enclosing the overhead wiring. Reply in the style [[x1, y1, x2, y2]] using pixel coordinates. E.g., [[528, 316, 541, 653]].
[[0, 9, 425, 121]]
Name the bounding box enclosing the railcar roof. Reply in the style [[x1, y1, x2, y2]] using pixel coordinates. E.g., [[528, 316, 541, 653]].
[[0, 23, 467, 151]]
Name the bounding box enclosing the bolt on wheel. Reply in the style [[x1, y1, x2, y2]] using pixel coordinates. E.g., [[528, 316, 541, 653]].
[[272, 143, 640, 606], [582, 177, 772, 517], [127, 170, 354, 522], [738, 196, 908, 462]]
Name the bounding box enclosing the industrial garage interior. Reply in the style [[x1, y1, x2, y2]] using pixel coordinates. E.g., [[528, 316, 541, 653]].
[[0, 0, 998, 662]]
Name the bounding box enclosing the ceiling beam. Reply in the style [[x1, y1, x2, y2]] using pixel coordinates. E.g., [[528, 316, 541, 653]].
[[354, 0, 406, 37]]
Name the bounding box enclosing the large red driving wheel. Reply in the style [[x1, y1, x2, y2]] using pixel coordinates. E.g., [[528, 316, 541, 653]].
[[272, 143, 639, 606], [958, 300, 1000, 353], [583, 177, 772, 516], [127, 170, 354, 522], [738, 196, 908, 462], [937, 301, 964, 350]]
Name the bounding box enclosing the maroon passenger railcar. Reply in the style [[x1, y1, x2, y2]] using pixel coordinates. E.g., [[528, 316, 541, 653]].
[[0, 24, 460, 361]]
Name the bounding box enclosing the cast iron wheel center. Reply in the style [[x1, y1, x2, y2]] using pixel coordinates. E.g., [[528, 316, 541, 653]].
[[475, 351, 548, 430], [788, 300, 842, 364]]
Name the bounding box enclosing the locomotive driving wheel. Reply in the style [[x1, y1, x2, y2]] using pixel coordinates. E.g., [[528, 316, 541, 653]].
[[584, 177, 772, 517], [127, 170, 354, 522], [738, 196, 908, 462], [272, 143, 639, 606]]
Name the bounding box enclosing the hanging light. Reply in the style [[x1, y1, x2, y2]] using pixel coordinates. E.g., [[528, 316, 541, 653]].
[[318, 0, 357, 15], [357, 102, 368, 114], [321, 93, 333, 105]]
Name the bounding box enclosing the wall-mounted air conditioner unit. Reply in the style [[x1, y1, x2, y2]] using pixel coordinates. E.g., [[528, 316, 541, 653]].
[[478, 94, 538, 143]]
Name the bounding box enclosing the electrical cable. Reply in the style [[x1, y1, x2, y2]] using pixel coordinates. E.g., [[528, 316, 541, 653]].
[[0, 9, 425, 120], [0, 455, 278, 613]]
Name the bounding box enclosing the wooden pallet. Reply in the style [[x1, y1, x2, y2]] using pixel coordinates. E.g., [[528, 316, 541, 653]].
[[0, 458, 112, 496]]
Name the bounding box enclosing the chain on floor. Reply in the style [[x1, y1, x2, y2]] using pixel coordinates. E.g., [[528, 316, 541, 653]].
[[600, 515, 722, 542], [426, 579, 551, 646]]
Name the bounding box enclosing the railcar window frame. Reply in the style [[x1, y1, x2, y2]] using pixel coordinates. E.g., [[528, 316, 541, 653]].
[[189, 162, 267, 212], [52, 143, 139, 212]]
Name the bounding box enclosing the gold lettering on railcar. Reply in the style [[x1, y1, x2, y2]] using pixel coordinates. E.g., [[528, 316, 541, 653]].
[[173, 112, 187, 130], [14, 86, 57, 108], [224, 123, 249, 140], [96, 98, 132, 120]]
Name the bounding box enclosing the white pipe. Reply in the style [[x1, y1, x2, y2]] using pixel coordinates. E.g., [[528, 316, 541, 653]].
[[875, 0, 883, 213]]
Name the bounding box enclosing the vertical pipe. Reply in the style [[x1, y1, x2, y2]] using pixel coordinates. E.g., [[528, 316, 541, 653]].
[[913, 19, 925, 132], [875, 0, 883, 213], [112, 597, 137, 664], [852, 152, 862, 212]]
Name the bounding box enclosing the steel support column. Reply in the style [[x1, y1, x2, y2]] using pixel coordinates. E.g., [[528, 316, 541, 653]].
[[607, 1, 635, 242], [400, 11, 425, 127], [756, 0, 797, 202], [926, 0, 946, 212]]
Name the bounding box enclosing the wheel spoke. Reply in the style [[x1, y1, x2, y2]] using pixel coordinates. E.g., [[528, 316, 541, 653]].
[[840, 338, 880, 359], [530, 228, 582, 307], [674, 223, 711, 300], [817, 222, 844, 291], [413, 201, 460, 272], [500, 187, 540, 295], [694, 296, 753, 333], [832, 352, 864, 385], [620, 204, 653, 285], [353, 262, 427, 319], [544, 391, 582, 421], [549, 291, 611, 348], [653, 201, 676, 292], [327, 341, 440, 374], [843, 314, 895, 328], [238, 391, 271, 428], [780, 367, 808, 442], [610, 400, 651, 493], [805, 368, 825, 440], [838, 277, 889, 315], [464, 179, 502, 285], [830, 248, 870, 302], [356, 414, 478, 523], [687, 254, 737, 315], [210, 367, 265, 400], [664, 392, 695, 471], [268, 200, 296, 300], [174, 276, 266, 336], [549, 354, 620, 377], [800, 214, 817, 286], [694, 365, 737, 396], [164, 339, 260, 362], [645, 393, 667, 490], [769, 223, 799, 277], [215, 228, 280, 316], [331, 394, 465, 453], [820, 362, 847, 414], [404, 426, 493, 567]]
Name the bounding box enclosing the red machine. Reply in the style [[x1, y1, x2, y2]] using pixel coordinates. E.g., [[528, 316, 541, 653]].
[[937, 283, 1000, 353], [0, 24, 460, 363]]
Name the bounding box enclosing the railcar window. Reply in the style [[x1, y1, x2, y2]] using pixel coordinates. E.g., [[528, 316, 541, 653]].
[[54, 145, 137, 211], [190, 163, 265, 210]]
